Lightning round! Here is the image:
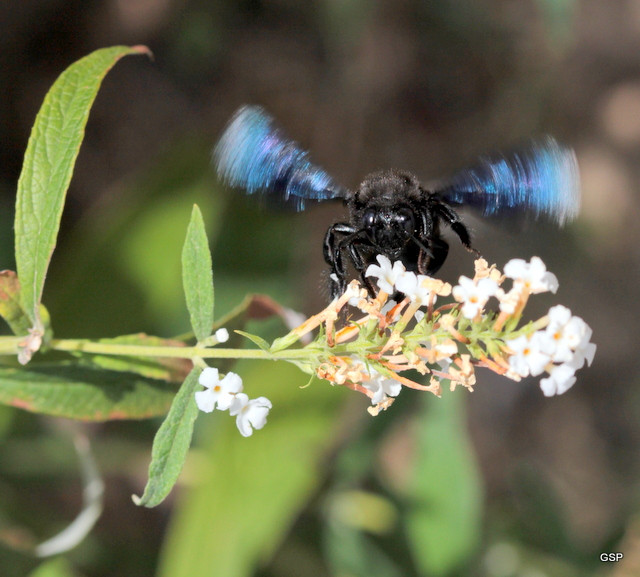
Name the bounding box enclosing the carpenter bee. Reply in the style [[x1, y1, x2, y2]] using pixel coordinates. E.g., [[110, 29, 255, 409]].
[[213, 106, 580, 299]]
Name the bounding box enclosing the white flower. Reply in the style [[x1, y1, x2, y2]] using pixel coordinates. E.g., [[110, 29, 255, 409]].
[[503, 256, 558, 294], [365, 255, 406, 294], [540, 305, 574, 362], [540, 306, 578, 361], [540, 363, 577, 396], [214, 328, 230, 343], [507, 306, 595, 395], [362, 369, 402, 404], [572, 341, 597, 369], [540, 305, 597, 367], [395, 272, 432, 306], [564, 316, 593, 351], [229, 393, 272, 437], [452, 276, 499, 319], [547, 304, 572, 326], [562, 335, 596, 372], [195, 368, 243, 413], [507, 333, 550, 377], [498, 286, 521, 314]]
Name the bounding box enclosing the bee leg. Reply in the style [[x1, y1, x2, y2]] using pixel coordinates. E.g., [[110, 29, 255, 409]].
[[415, 208, 441, 274], [420, 237, 449, 275], [434, 201, 478, 256], [323, 222, 357, 299], [341, 237, 376, 297]]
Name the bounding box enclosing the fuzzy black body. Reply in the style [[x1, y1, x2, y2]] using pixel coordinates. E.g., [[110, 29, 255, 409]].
[[323, 169, 473, 297], [213, 106, 580, 300]]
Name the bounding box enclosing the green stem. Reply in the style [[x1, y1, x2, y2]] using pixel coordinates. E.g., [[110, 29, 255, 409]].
[[0, 336, 24, 355], [47, 338, 313, 361]]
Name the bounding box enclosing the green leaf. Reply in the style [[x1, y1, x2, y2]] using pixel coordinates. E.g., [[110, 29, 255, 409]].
[[0, 270, 31, 335], [405, 393, 483, 576], [0, 364, 175, 421], [27, 558, 76, 577], [269, 331, 301, 353], [157, 361, 347, 577], [14, 45, 151, 331], [181, 205, 214, 343], [134, 368, 201, 508], [234, 330, 270, 352], [325, 522, 404, 577]]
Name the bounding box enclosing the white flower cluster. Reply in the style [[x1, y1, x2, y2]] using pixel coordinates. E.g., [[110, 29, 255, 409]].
[[366, 255, 436, 306], [365, 254, 595, 397], [195, 367, 272, 437], [451, 256, 559, 319], [366, 255, 557, 317], [507, 305, 596, 396]]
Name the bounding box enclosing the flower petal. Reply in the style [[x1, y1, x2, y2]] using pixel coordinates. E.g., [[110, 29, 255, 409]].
[[198, 366, 220, 389], [195, 389, 216, 413], [229, 392, 249, 416]]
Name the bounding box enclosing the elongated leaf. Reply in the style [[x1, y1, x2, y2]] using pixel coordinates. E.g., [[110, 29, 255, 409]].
[[0, 270, 31, 335], [158, 361, 347, 577], [182, 205, 214, 343], [15, 45, 151, 330], [134, 368, 201, 507], [405, 393, 483, 576], [0, 364, 174, 421], [234, 330, 270, 352]]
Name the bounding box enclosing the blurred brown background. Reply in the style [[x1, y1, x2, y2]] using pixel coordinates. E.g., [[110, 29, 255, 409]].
[[0, 1, 638, 576]]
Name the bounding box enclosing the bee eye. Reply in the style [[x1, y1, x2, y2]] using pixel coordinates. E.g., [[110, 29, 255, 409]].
[[363, 208, 376, 229], [396, 208, 415, 235]]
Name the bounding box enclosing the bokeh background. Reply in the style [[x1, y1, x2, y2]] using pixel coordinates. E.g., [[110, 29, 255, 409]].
[[0, 1, 638, 576]]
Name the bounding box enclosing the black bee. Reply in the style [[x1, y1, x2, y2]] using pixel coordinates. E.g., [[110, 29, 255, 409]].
[[213, 106, 580, 299]]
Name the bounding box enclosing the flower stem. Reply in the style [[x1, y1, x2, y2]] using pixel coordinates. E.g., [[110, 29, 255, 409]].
[[48, 339, 312, 361], [0, 336, 23, 355]]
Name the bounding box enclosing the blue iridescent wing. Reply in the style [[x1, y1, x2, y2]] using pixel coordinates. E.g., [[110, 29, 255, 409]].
[[438, 137, 580, 225], [213, 105, 347, 211]]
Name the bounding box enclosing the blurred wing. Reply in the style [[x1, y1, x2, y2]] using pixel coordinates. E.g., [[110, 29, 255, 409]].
[[213, 105, 347, 211], [438, 137, 580, 225]]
